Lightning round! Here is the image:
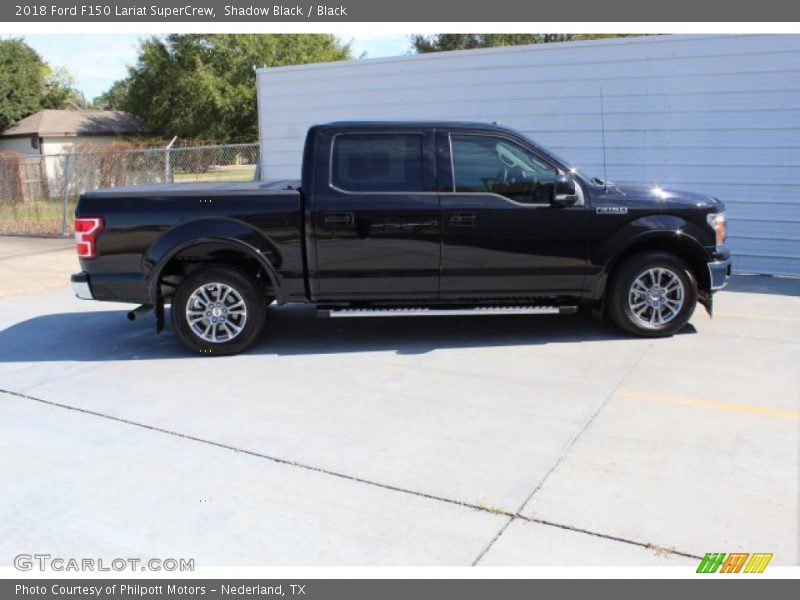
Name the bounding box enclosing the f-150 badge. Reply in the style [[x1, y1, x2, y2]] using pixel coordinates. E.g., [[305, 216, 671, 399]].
[[596, 207, 629, 215]]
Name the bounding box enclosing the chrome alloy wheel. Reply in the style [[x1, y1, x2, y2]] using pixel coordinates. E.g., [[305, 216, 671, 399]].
[[628, 267, 685, 328], [185, 282, 248, 343]]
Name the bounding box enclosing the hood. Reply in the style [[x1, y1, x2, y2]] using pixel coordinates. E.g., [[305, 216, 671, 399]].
[[602, 182, 724, 211]]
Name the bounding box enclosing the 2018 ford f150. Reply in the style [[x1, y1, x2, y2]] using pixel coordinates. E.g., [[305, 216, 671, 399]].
[[71, 121, 731, 354]]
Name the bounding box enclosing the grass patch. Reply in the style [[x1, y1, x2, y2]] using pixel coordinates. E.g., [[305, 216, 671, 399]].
[[0, 199, 77, 236], [173, 165, 256, 183], [0, 166, 256, 236]]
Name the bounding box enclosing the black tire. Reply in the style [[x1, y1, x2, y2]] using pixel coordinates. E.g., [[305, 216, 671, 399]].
[[607, 251, 697, 337], [171, 266, 268, 355]]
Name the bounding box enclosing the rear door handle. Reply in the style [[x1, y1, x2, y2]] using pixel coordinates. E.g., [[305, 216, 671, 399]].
[[323, 212, 354, 226], [448, 213, 477, 227]]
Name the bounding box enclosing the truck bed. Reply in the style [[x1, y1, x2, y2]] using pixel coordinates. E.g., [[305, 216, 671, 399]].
[[76, 180, 306, 304], [83, 179, 301, 197]]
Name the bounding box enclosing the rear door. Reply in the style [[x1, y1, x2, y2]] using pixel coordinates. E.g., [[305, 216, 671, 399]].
[[307, 128, 441, 301], [437, 130, 590, 298]]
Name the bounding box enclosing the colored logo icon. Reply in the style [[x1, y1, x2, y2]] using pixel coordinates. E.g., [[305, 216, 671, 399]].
[[697, 553, 773, 573]]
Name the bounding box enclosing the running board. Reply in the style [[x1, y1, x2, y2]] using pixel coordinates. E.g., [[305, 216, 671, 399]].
[[320, 305, 578, 318]]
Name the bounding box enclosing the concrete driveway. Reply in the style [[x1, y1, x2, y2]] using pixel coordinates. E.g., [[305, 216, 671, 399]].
[[0, 235, 797, 567]]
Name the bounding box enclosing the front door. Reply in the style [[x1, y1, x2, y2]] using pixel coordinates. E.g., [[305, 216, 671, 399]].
[[438, 130, 590, 299], [309, 129, 441, 301]]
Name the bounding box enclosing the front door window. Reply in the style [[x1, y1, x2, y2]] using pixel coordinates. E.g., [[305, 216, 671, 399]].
[[450, 134, 557, 205]]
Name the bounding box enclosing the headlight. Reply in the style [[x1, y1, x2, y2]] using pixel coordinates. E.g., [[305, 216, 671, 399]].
[[706, 212, 726, 247]]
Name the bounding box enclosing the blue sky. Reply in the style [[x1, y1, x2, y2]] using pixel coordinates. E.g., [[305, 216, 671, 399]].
[[19, 34, 413, 101]]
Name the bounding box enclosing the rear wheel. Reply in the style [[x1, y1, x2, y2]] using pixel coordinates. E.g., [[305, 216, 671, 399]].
[[171, 266, 267, 355], [608, 251, 697, 337]]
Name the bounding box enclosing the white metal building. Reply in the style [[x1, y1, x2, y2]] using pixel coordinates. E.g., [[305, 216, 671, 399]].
[[257, 34, 800, 276]]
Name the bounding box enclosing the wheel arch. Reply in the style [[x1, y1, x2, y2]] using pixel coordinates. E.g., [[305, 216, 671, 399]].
[[145, 220, 284, 305], [595, 230, 711, 302]]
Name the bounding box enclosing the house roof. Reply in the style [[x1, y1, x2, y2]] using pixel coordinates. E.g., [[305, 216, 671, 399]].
[[1, 110, 147, 138]]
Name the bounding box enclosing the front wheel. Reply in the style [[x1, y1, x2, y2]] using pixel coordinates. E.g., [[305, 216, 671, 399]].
[[171, 266, 267, 355], [608, 252, 697, 337]]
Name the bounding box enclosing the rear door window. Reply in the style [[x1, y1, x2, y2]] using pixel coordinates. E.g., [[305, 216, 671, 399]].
[[331, 134, 424, 193]]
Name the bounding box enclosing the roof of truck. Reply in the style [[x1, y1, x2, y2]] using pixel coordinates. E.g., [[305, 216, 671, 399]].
[[319, 120, 514, 131]]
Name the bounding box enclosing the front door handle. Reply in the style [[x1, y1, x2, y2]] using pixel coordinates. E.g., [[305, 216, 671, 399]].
[[448, 213, 477, 227], [323, 212, 354, 226]]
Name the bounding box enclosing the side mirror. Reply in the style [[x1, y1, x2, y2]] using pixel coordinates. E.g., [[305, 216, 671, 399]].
[[552, 175, 578, 206]]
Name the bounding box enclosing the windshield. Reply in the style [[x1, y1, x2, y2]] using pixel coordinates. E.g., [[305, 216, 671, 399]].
[[523, 134, 603, 184]]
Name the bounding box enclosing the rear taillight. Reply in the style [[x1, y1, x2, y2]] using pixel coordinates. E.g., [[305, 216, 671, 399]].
[[74, 217, 104, 258]]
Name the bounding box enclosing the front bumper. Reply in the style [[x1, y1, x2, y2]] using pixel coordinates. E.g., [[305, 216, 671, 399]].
[[71, 272, 93, 300], [707, 257, 732, 290]]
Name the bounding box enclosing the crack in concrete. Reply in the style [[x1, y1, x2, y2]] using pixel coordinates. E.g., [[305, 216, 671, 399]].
[[471, 339, 657, 565], [523, 516, 701, 560], [0, 382, 700, 565]]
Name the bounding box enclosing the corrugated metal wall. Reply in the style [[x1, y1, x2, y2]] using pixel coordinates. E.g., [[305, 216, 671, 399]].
[[257, 34, 800, 276]]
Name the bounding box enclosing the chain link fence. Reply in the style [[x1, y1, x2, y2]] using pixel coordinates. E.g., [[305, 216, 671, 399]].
[[0, 142, 259, 236]]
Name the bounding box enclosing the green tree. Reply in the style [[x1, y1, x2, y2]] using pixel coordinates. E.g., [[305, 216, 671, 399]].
[[114, 34, 351, 141], [92, 79, 130, 110], [411, 33, 638, 53], [92, 79, 129, 110], [0, 38, 46, 130], [42, 65, 87, 109], [0, 39, 85, 130]]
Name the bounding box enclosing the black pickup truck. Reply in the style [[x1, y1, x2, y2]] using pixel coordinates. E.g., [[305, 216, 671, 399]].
[[72, 121, 731, 354]]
